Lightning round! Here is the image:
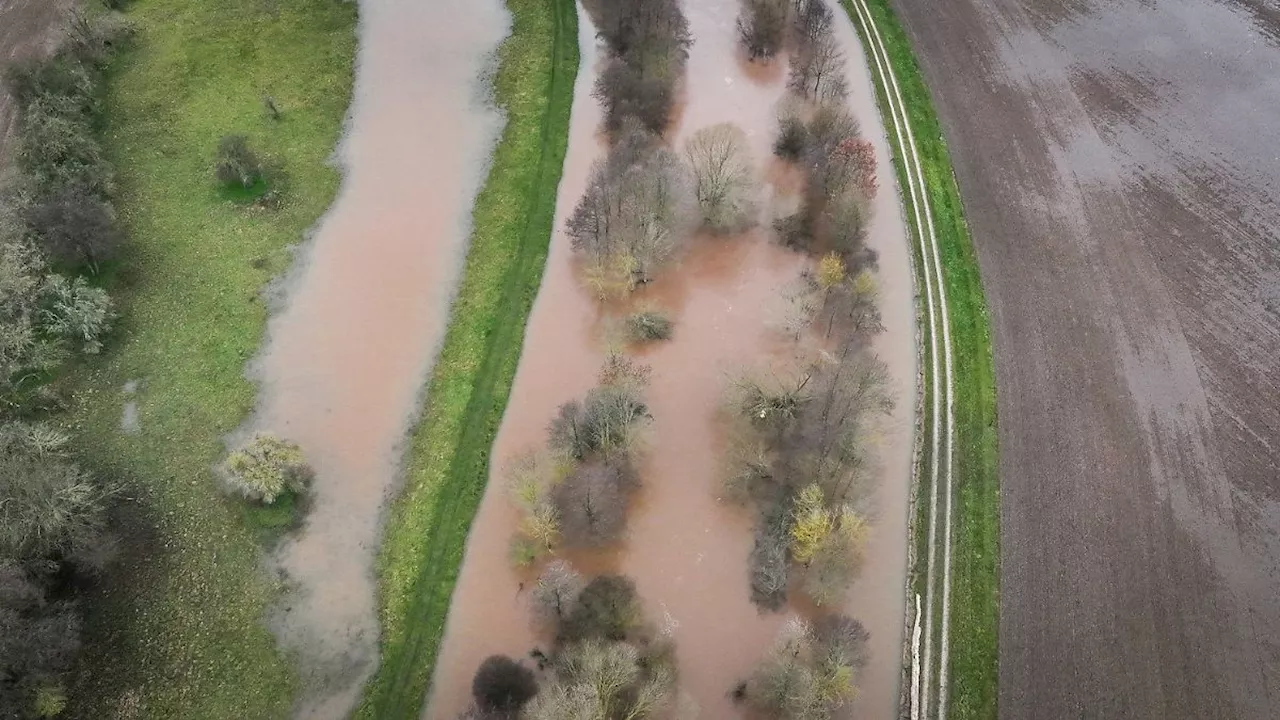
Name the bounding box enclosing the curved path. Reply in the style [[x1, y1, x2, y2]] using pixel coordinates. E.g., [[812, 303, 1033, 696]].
[[890, 0, 1280, 717]]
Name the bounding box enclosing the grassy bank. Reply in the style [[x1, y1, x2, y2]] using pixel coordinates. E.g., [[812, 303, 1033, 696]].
[[838, 0, 1001, 717], [354, 0, 578, 717], [63, 0, 356, 717]]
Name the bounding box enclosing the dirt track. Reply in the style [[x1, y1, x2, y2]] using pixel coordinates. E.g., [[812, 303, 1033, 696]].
[[0, 0, 70, 170], [889, 0, 1280, 716]]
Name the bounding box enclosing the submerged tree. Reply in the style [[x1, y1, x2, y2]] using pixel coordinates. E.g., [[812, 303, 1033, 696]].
[[685, 123, 758, 234], [531, 560, 586, 631], [470, 655, 538, 715], [741, 616, 869, 718], [738, 0, 789, 60], [567, 125, 691, 294]]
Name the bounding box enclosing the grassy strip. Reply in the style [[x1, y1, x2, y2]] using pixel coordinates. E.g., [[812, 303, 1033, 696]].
[[354, 0, 578, 717], [838, 0, 1001, 717], [63, 1, 357, 717]]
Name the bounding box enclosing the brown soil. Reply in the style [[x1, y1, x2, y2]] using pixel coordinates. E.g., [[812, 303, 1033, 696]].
[[0, 0, 72, 173], [247, 0, 511, 717], [890, 0, 1280, 716], [428, 0, 919, 718]]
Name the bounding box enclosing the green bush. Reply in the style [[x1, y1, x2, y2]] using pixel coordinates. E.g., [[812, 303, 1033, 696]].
[[214, 134, 264, 189], [222, 433, 313, 504]]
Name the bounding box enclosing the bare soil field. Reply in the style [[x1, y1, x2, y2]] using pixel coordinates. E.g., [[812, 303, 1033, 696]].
[[0, 0, 71, 169], [890, 0, 1280, 716]]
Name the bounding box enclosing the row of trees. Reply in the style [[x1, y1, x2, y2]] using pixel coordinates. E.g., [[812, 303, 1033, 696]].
[[585, 0, 691, 137], [0, 12, 130, 718], [730, 4, 894, 711], [462, 565, 678, 719]]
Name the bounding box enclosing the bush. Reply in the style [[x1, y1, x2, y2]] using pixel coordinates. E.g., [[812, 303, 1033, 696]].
[[738, 0, 789, 60], [214, 134, 264, 189], [17, 94, 112, 198], [685, 123, 758, 233], [625, 310, 673, 342], [0, 562, 83, 720], [471, 655, 538, 714], [222, 433, 313, 504], [36, 274, 114, 355]]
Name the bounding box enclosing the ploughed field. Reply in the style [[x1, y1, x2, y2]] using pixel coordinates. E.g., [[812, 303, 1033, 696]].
[[891, 0, 1280, 716]]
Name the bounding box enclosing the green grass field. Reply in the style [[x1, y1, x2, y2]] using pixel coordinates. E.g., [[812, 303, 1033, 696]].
[[354, 0, 578, 717], [839, 0, 1001, 717], [63, 1, 356, 717]]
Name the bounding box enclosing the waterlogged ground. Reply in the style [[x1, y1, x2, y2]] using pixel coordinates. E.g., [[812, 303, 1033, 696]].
[[428, 0, 917, 717], [248, 0, 510, 716]]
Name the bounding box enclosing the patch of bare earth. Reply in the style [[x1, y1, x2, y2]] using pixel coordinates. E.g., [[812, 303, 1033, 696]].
[[892, 0, 1280, 715]]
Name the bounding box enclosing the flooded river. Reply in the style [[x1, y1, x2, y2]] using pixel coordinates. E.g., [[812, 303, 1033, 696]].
[[247, 0, 510, 717], [428, 0, 916, 717]]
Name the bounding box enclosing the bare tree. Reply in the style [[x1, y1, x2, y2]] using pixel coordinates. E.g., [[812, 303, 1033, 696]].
[[567, 127, 691, 293], [749, 505, 793, 610], [553, 462, 632, 549], [743, 615, 862, 718], [531, 560, 586, 631], [23, 185, 119, 272], [685, 124, 758, 234]]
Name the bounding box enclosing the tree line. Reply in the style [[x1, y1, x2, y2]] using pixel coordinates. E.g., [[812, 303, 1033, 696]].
[[721, 1, 893, 715]]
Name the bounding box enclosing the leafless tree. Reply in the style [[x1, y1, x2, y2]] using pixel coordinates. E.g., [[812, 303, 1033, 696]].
[[531, 560, 586, 631], [553, 461, 634, 549], [685, 123, 758, 234], [567, 126, 691, 293], [789, 33, 848, 101], [738, 0, 789, 60]]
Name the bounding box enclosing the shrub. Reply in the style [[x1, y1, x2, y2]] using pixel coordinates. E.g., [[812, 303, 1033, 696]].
[[685, 123, 758, 233], [36, 274, 114, 355], [0, 562, 83, 719], [17, 94, 112, 198], [222, 433, 313, 504], [214, 134, 264, 189], [625, 310, 673, 342], [738, 0, 789, 60], [471, 655, 538, 714]]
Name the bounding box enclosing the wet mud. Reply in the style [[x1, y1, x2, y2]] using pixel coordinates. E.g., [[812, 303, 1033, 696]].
[[428, 0, 918, 717], [888, 0, 1280, 716], [247, 0, 511, 717]]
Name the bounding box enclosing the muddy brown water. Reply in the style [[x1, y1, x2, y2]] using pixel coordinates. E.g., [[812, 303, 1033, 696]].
[[889, 0, 1280, 716], [427, 0, 917, 717], [247, 0, 510, 717]]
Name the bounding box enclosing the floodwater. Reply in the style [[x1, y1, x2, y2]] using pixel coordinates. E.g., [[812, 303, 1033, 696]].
[[428, 0, 917, 717], [247, 0, 510, 717]]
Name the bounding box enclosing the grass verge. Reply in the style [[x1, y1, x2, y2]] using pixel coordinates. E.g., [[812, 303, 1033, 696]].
[[62, 1, 356, 717], [353, 0, 579, 717], [838, 0, 1001, 717]]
